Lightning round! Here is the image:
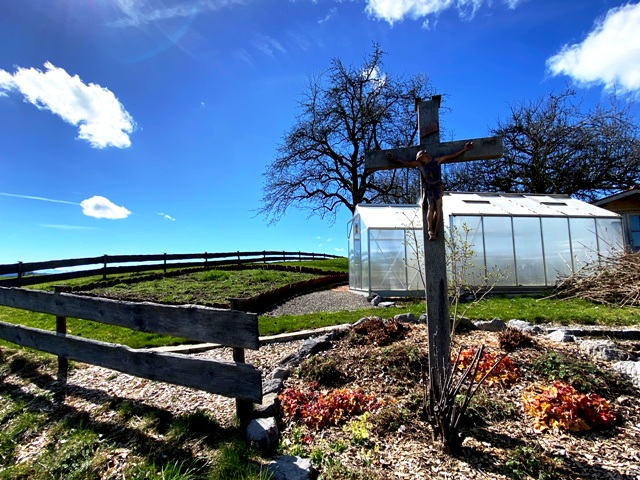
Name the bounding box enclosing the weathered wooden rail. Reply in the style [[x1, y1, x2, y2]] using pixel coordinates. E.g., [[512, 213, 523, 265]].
[[0, 250, 342, 287], [0, 286, 262, 419]]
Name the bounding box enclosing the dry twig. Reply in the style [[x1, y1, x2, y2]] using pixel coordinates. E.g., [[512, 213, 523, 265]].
[[551, 251, 640, 306]]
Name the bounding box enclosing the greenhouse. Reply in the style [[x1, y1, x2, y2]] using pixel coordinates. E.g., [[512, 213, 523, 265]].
[[347, 192, 624, 296]]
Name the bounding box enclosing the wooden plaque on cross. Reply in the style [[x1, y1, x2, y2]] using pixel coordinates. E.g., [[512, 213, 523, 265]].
[[364, 95, 503, 404]]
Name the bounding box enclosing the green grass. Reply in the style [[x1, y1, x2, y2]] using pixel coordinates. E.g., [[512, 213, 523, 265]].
[[259, 307, 401, 336], [41, 268, 321, 306], [2, 258, 640, 352], [459, 295, 640, 327], [0, 261, 345, 349], [272, 257, 348, 272]]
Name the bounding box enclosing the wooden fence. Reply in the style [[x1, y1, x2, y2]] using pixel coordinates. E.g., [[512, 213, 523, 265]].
[[0, 250, 342, 287], [0, 286, 262, 420]]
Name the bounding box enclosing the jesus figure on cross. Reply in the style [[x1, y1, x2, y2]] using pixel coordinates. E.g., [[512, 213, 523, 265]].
[[386, 141, 473, 241]]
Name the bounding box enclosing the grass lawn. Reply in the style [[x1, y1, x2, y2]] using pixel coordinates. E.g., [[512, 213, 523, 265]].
[[1, 259, 639, 350]]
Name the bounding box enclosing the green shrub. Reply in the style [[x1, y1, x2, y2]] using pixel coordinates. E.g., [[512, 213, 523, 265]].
[[532, 352, 607, 394], [503, 445, 561, 480]]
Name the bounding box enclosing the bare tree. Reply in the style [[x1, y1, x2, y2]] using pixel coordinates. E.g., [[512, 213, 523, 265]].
[[258, 44, 434, 224], [445, 90, 640, 200]]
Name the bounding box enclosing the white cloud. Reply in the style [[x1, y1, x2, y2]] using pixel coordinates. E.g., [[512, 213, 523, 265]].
[[254, 35, 287, 57], [318, 7, 337, 24], [0, 192, 78, 205], [365, 0, 523, 24], [81, 196, 131, 219], [546, 3, 640, 92], [111, 0, 247, 27], [158, 212, 176, 221], [40, 224, 97, 230], [0, 62, 135, 148]]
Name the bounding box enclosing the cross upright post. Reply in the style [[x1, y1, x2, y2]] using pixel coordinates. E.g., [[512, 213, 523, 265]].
[[365, 95, 503, 441]]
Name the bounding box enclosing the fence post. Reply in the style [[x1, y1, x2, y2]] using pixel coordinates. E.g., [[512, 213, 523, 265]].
[[229, 298, 254, 425], [102, 254, 108, 280], [54, 285, 70, 382], [17, 262, 23, 286], [163, 253, 167, 274]]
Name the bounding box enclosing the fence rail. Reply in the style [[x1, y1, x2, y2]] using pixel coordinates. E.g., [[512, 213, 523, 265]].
[[0, 250, 342, 287], [0, 286, 262, 409]]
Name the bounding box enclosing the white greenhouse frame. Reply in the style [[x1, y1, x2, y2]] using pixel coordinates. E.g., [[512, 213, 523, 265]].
[[348, 193, 624, 297]]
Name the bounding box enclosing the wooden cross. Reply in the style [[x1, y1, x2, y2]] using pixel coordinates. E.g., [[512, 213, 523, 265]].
[[364, 95, 503, 409]]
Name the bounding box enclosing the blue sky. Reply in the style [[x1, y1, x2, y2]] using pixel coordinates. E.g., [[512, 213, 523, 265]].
[[1, 0, 639, 265]]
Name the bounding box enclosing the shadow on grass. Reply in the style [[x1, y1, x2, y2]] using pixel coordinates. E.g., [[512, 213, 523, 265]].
[[0, 352, 244, 474]]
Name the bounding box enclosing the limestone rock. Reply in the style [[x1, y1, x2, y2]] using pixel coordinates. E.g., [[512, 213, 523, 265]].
[[366, 292, 380, 302], [508, 319, 543, 335], [246, 417, 279, 454], [613, 361, 640, 388], [263, 377, 285, 395], [473, 318, 507, 332], [580, 339, 635, 362], [268, 367, 291, 381], [253, 392, 279, 418], [453, 316, 477, 332], [280, 333, 333, 367], [266, 455, 314, 480], [377, 301, 395, 308], [394, 313, 418, 323], [546, 330, 576, 343]]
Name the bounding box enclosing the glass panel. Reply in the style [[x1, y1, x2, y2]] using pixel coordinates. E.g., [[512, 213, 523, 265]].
[[569, 218, 598, 269], [349, 238, 361, 289], [449, 216, 486, 287], [404, 228, 425, 291], [630, 215, 640, 231], [362, 227, 369, 290], [596, 218, 624, 257], [369, 229, 407, 291], [512, 217, 545, 286], [482, 216, 515, 286], [541, 217, 572, 285]]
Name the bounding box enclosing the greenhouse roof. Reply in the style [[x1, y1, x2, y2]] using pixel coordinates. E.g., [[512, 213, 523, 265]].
[[354, 204, 423, 229], [354, 193, 619, 229]]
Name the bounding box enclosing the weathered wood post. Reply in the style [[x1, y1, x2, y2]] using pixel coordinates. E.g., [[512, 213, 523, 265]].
[[229, 298, 255, 425], [102, 254, 108, 280], [365, 95, 503, 450], [54, 285, 70, 381]]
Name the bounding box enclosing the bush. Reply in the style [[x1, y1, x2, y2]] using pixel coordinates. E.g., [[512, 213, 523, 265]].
[[522, 381, 617, 432], [531, 352, 606, 394]]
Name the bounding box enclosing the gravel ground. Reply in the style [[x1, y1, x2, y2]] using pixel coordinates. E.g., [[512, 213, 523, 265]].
[[262, 286, 373, 316]]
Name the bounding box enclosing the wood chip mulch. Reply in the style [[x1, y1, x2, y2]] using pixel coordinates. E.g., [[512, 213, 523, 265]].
[[279, 325, 640, 479], [3, 322, 640, 479]]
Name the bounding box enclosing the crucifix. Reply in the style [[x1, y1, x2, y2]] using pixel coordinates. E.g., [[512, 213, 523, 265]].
[[364, 95, 503, 431]]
